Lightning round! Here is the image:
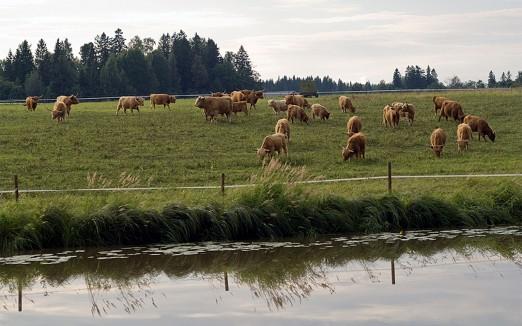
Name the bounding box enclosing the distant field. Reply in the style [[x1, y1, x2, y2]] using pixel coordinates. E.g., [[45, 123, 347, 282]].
[[0, 90, 521, 207]]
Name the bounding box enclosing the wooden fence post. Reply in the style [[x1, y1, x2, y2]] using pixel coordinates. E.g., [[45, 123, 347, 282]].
[[391, 259, 396, 285], [221, 173, 225, 196], [14, 175, 19, 202], [224, 271, 229, 292], [387, 162, 392, 194]]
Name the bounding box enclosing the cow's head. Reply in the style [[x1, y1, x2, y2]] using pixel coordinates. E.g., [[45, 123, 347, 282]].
[[489, 130, 496, 142], [342, 146, 355, 161], [257, 148, 269, 159], [194, 96, 205, 108], [456, 140, 469, 151], [136, 97, 145, 106], [430, 145, 444, 158], [69, 95, 79, 104], [324, 111, 331, 120], [169, 95, 177, 103]]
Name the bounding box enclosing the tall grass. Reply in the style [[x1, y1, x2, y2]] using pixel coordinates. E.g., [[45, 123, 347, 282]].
[[1, 161, 520, 253]]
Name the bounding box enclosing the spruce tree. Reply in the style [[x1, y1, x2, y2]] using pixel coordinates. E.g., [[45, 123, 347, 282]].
[[233, 45, 259, 88], [143, 38, 156, 55], [148, 50, 170, 93], [95, 32, 111, 67], [24, 70, 43, 95], [35, 39, 52, 88], [172, 30, 192, 92], [190, 55, 209, 92], [487, 71, 496, 88], [13, 40, 34, 84], [3, 50, 16, 82], [158, 34, 171, 58], [392, 68, 402, 89], [79, 42, 99, 96], [168, 51, 181, 93]]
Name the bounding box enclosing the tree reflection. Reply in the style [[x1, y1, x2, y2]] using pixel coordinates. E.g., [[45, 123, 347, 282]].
[[0, 228, 521, 314]]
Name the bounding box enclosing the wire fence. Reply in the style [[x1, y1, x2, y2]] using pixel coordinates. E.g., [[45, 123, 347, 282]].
[[0, 172, 521, 196], [0, 88, 515, 105]]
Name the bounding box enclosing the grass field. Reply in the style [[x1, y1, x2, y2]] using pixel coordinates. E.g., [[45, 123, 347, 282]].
[[0, 89, 521, 209]]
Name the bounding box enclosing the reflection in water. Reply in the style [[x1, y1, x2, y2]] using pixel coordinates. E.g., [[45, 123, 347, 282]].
[[1, 227, 521, 324]]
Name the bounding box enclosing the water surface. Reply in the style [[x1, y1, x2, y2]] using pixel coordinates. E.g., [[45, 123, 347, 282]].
[[1, 227, 521, 325]]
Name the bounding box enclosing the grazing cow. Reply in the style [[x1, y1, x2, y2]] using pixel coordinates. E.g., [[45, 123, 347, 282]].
[[439, 100, 465, 123], [285, 94, 309, 109], [338, 96, 356, 113], [150, 94, 176, 110], [433, 96, 449, 115], [56, 95, 79, 116], [24, 96, 40, 111], [311, 104, 330, 120], [383, 105, 400, 128], [398, 103, 416, 126], [430, 128, 447, 158], [256, 133, 288, 160], [246, 91, 264, 109], [342, 132, 366, 161], [463, 115, 496, 142], [194, 96, 233, 122], [456, 123, 473, 152], [275, 118, 291, 142], [117, 96, 145, 114], [232, 101, 249, 115], [287, 105, 310, 124], [268, 99, 288, 114], [346, 116, 362, 136], [51, 102, 67, 122], [230, 91, 247, 102]]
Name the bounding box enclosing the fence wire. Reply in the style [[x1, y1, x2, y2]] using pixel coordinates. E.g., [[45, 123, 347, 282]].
[[0, 173, 520, 195]]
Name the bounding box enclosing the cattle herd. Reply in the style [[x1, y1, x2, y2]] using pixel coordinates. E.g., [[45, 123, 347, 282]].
[[23, 91, 496, 162]]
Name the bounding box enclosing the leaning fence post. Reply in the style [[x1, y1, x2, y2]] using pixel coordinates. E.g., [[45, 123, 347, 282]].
[[221, 173, 225, 196], [387, 162, 392, 194], [14, 175, 19, 202]]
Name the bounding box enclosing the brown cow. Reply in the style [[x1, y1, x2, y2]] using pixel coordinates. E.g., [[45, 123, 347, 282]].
[[257, 133, 288, 160], [342, 132, 366, 161], [24, 96, 40, 111], [150, 94, 176, 110], [439, 100, 465, 123], [346, 116, 362, 136], [399, 103, 416, 126], [230, 91, 246, 102], [117, 96, 144, 114], [287, 105, 310, 124], [232, 101, 248, 115], [246, 91, 264, 109], [311, 104, 330, 120], [51, 101, 67, 122], [339, 96, 355, 113], [463, 115, 496, 142], [211, 92, 226, 97], [430, 128, 447, 158], [275, 118, 291, 142], [194, 96, 233, 122], [383, 105, 400, 128], [56, 95, 79, 116], [433, 96, 449, 115], [285, 94, 309, 109], [456, 123, 473, 152], [268, 99, 288, 114]]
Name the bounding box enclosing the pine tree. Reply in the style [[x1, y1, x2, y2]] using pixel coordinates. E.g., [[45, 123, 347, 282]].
[[95, 32, 111, 67], [168, 51, 181, 93], [487, 71, 496, 88], [111, 28, 127, 54], [99, 55, 127, 96], [143, 38, 156, 55], [35, 39, 52, 88], [49, 39, 78, 95], [119, 48, 153, 94], [24, 70, 43, 95], [3, 50, 16, 82], [148, 50, 170, 93], [506, 71, 513, 87], [13, 40, 34, 84], [158, 34, 171, 58], [79, 42, 99, 96], [500, 72, 507, 87], [233, 45, 259, 88], [173, 30, 192, 92], [392, 68, 402, 89], [190, 55, 209, 92]]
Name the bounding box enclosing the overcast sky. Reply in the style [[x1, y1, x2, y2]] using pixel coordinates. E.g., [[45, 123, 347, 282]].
[[1, 0, 521, 83]]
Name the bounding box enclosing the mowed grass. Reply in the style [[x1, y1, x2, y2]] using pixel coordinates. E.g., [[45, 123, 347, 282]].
[[0, 89, 521, 208]]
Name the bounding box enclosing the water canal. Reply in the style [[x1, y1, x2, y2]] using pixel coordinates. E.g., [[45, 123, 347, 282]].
[[1, 227, 521, 325]]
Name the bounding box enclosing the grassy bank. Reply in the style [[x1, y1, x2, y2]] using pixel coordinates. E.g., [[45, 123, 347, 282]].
[[1, 164, 521, 253]]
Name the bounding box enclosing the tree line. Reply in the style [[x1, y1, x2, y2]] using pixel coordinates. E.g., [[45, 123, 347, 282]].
[[1, 28, 521, 99], [263, 65, 522, 93], [0, 29, 261, 99]]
